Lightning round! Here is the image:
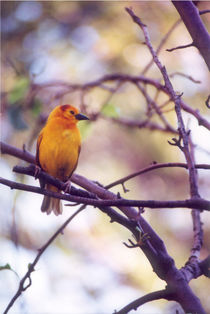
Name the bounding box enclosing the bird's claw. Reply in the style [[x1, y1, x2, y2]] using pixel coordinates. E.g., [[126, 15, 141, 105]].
[[34, 165, 41, 179], [63, 180, 72, 193], [123, 232, 149, 248], [137, 232, 150, 246]]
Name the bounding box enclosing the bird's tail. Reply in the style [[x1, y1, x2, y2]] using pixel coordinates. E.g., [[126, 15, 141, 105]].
[[41, 185, 63, 216]]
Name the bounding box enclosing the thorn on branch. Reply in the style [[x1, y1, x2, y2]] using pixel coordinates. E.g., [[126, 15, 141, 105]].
[[117, 192, 121, 199]]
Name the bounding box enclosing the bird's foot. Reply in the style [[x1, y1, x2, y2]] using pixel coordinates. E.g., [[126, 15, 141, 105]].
[[137, 232, 150, 246], [63, 180, 72, 194], [34, 165, 41, 179], [123, 232, 149, 249]]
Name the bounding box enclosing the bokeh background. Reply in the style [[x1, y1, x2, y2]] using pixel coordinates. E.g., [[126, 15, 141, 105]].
[[1, 1, 210, 313]]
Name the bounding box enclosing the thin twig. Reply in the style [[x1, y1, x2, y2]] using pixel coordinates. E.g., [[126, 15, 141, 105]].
[[199, 10, 210, 15], [166, 42, 194, 52], [136, 82, 177, 133], [105, 162, 210, 189], [125, 8, 206, 314], [110, 116, 177, 133], [126, 7, 200, 199], [141, 19, 181, 75], [24, 73, 210, 131], [115, 289, 172, 314], [169, 72, 201, 84], [3, 205, 86, 314]]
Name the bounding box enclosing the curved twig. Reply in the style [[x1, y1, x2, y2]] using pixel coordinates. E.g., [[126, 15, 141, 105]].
[[3, 205, 86, 314], [105, 162, 210, 189], [114, 289, 172, 314]]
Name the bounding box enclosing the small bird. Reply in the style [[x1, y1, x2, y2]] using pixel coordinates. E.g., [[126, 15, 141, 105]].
[[36, 104, 89, 215]]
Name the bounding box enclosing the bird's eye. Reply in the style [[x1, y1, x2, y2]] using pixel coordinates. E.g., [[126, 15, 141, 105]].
[[70, 110, 75, 115]]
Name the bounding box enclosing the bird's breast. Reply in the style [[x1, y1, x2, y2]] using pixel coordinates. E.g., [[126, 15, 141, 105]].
[[39, 123, 81, 181]]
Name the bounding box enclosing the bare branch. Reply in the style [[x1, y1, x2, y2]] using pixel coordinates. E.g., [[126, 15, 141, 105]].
[[110, 116, 177, 134], [172, 1, 210, 70], [126, 7, 201, 199], [115, 289, 171, 314], [3, 205, 86, 314], [142, 19, 181, 75], [26, 73, 210, 131], [199, 10, 210, 15], [105, 162, 210, 190], [166, 42, 194, 52], [125, 7, 206, 314], [1, 176, 210, 211], [170, 72, 201, 84], [136, 82, 177, 133]]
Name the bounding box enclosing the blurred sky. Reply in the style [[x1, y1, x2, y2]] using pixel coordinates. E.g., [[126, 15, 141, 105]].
[[1, 1, 210, 313]]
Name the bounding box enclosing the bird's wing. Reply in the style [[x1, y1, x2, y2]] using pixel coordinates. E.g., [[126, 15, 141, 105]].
[[36, 130, 46, 189], [69, 145, 81, 179], [36, 130, 43, 167]]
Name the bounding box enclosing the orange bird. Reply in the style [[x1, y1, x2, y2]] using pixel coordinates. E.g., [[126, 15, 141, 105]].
[[36, 104, 89, 216]]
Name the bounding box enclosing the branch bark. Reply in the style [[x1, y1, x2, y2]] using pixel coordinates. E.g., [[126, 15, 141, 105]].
[[1, 141, 209, 313], [172, 0, 210, 70], [125, 7, 206, 314]]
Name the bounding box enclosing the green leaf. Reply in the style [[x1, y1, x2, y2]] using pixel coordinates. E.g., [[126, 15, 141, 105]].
[[0, 263, 19, 277], [0, 263, 11, 271], [8, 77, 30, 104], [101, 103, 120, 118]]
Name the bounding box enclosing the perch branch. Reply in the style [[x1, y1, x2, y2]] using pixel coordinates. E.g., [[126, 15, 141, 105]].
[[1, 176, 210, 210]]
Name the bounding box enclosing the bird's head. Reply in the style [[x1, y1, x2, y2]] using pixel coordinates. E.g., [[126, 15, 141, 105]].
[[48, 104, 89, 123]]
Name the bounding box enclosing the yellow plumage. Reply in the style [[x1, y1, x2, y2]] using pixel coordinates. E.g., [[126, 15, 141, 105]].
[[36, 104, 88, 215]]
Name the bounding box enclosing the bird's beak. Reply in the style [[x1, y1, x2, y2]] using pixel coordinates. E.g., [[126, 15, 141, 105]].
[[75, 113, 89, 121]]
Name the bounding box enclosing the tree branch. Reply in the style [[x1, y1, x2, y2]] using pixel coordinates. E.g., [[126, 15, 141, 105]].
[[3, 205, 86, 314], [115, 289, 172, 314], [141, 18, 181, 75], [166, 42, 194, 52], [30, 73, 210, 131], [105, 162, 210, 189], [125, 7, 206, 314], [1, 175, 210, 211], [172, 1, 210, 70]]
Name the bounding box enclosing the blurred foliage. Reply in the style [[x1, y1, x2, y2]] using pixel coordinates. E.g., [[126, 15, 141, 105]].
[[1, 1, 210, 314]]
